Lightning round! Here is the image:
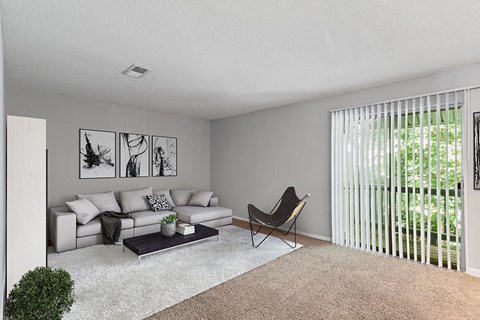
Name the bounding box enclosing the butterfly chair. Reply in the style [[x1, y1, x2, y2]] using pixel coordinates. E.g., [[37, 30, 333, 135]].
[[248, 187, 310, 248]]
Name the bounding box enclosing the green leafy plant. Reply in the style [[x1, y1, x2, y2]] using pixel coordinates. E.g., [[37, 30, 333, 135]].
[[5, 266, 75, 320], [162, 214, 178, 224]]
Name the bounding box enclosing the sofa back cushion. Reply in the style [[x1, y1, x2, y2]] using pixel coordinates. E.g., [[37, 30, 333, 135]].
[[119, 187, 153, 213], [188, 191, 214, 207], [66, 199, 100, 225], [171, 189, 196, 206], [76, 191, 121, 213], [153, 189, 175, 208]]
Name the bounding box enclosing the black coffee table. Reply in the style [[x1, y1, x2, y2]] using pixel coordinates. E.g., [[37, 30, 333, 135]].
[[123, 224, 219, 260]]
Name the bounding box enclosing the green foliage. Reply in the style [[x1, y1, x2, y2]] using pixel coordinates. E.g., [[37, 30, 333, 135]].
[[392, 110, 461, 236], [5, 266, 75, 320], [162, 214, 178, 224], [369, 108, 461, 240]]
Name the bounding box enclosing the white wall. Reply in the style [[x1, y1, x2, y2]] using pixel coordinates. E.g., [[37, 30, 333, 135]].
[[0, 12, 5, 313], [211, 62, 480, 273], [5, 87, 211, 207], [465, 88, 480, 275]]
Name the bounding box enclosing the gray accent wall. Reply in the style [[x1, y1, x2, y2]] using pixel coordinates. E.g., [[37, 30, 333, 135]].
[[211, 101, 331, 239], [211, 63, 480, 273], [5, 87, 210, 207]]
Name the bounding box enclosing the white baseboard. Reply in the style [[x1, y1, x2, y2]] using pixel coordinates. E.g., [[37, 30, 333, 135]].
[[466, 266, 480, 277], [232, 215, 332, 243]]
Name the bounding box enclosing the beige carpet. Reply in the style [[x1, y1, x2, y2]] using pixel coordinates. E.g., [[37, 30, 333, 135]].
[[147, 231, 480, 320]]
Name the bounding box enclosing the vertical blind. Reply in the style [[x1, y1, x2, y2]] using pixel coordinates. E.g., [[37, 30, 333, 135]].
[[331, 90, 465, 270]]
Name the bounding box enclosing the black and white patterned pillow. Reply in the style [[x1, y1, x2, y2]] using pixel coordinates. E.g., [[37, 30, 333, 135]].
[[147, 194, 172, 212]]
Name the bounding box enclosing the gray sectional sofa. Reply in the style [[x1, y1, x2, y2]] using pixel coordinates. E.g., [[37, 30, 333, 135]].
[[49, 188, 232, 253]]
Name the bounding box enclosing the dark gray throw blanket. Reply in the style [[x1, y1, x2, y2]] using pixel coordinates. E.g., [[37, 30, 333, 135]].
[[99, 211, 131, 244]]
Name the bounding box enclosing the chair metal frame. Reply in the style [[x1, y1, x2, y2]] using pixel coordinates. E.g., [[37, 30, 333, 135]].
[[248, 193, 309, 248]]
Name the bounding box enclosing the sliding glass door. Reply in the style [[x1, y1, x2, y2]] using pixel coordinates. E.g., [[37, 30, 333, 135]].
[[392, 101, 461, 268], [331, 90, 464, 270]]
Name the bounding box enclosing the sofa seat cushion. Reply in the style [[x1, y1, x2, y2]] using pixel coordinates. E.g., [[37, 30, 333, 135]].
[[129, 210, 175, 227], [77, 217, 134, 238], [174, 206, 232, 225]]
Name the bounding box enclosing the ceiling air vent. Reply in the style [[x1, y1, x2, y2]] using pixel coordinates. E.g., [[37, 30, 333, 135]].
[[122, 64, 151, 78]]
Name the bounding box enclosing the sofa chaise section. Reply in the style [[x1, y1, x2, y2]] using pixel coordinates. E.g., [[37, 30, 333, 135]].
[[175, 206, 232, 228]]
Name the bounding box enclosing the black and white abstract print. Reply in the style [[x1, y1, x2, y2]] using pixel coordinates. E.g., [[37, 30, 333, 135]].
[[79, 129, 116, 179], [120, 133, 149, 177], [475, 112, 480, 190], [152, 136, 177, 176]]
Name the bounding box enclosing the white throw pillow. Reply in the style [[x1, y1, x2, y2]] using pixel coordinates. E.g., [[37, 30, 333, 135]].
[[66, 199, 100, 225], [119, 187, 153, 213], [188, 191, 214, 207], [170, 189, 196, 206], [153, 189, 175, 208], [75, 191, 121, 213]]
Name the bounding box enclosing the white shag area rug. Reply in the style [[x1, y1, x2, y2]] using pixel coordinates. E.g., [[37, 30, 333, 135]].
[[48, 225, 301, 320]]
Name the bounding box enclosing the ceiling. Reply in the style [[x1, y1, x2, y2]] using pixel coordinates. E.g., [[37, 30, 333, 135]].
[[2, 1, 480, 120]]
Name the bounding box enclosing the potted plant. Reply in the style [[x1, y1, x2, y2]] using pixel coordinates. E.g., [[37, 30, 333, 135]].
[[5, 266, 75, 320], [161, 214, 178, 237]]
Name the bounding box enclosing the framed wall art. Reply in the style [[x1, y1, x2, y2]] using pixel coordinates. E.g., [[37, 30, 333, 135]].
[[119, 132, 149, 178], [152, 136, 177, 177], [474, 112, 480, 189], [79, 129, 116, 179]]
